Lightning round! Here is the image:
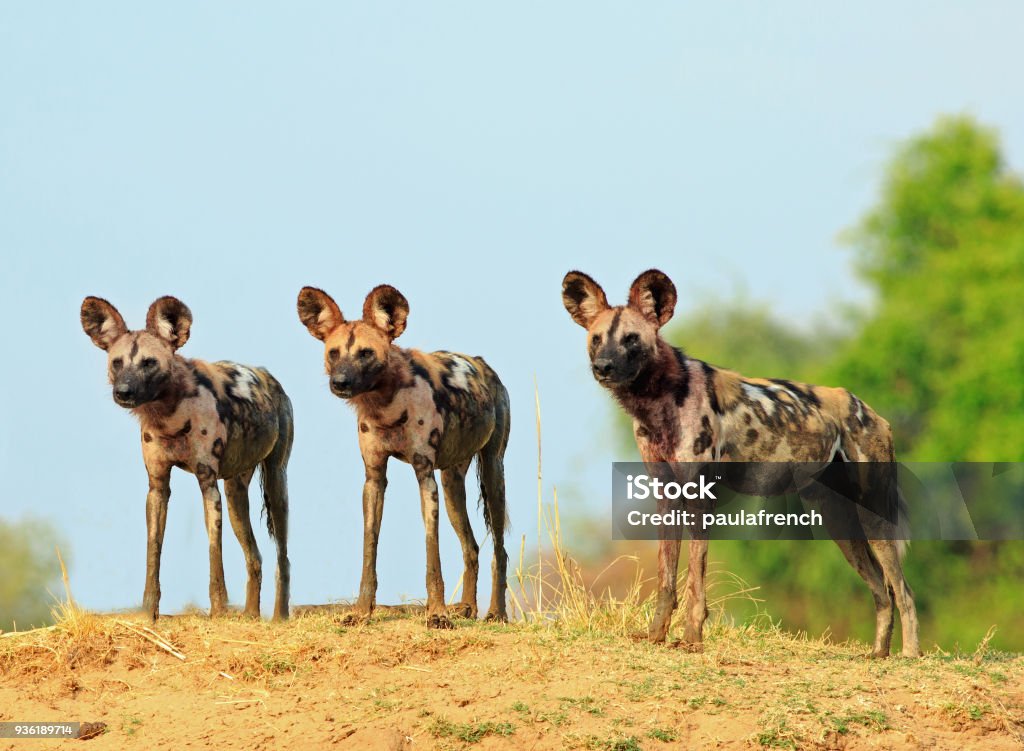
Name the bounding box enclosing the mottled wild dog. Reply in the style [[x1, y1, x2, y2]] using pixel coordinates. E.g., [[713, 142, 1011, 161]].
[[297, 285, 511, 629], [561, 270, 920, 657], [81, 296, 292, 622]]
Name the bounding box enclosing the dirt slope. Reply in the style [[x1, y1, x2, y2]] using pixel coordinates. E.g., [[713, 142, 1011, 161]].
[[1, 609, 1021, 750]]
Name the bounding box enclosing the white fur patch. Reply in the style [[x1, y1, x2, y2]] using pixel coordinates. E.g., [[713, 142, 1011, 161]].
[[232, 367, 260, 401], [741, 383, 776, 413], [446, 356, 476, 390]]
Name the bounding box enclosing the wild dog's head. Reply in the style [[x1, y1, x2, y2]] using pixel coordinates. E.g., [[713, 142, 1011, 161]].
[[561, 269, 677, 389], [81, 296, 192, 408], [297, 285, 408, 399]]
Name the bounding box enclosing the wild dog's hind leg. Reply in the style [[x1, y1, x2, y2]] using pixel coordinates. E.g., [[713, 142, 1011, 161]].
[[679, 537, 708, 650], [868, 540, 921, 657], [196, 463, 229, 617], [142, 463, 171, 623], [834, 540, 894, 657], [225, 469, 262, 618], [478, 432, 509, 623], [441, 461, 479, 619], [261, 414, 292, 621]]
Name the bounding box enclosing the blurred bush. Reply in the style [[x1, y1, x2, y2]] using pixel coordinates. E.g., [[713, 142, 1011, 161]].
[[0, 517, 67, 632]]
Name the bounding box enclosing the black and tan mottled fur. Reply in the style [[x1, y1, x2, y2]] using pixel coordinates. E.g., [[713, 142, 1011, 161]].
[[562, 270, 920, 657], [81, 296, 292, 622], [298, 285, 511, 629]]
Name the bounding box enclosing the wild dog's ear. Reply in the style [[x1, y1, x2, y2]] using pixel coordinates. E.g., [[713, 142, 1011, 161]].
[[363, 285, 409, 340], [81, 297, 128, 351], [627, 269, 677, 328], [145, 296, 193, 350], [297, 287, 345, 341], [562, 271, 609, 328]]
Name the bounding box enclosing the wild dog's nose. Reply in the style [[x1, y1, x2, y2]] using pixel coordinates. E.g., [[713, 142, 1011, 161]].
[[115, 383, 135, 400], [592, 359, 614, 378], [330, 374, 350, 391]]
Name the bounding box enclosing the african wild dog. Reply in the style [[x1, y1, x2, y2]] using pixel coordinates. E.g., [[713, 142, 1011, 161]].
[[561, 269, 921, 657], [81, 296, 292, 622], [297, 285, 511, 629]]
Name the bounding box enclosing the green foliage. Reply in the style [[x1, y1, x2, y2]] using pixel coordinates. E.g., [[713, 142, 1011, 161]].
[[666, 300, 838, 381], [0, 516, 66, 632], [828, 115, 1024, 461]]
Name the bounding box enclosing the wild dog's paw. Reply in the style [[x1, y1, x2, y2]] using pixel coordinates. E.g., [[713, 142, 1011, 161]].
[[426, 613, 455, 630], [448, 603, 476, 619]]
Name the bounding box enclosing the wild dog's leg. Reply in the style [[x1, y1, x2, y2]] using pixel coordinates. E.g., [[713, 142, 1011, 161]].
[[225, 470, 262, 619], [679, 537, 709, 649], [196, 463, 229, 617], [833, 540, 894, 657], [441, 461, 478, 619], [649, 494, 682, 643], [478, 441, 509, 623], [142, 463, 172, 623], [262, 406, 292, 621], [262, 453, 291, 622], [416, 457, 452, 630], [346, 456, 387, 625], [868, 540, 921, 657]]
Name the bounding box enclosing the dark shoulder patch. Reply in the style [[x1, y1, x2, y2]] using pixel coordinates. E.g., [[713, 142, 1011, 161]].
[[701, 362, 722, 414], [672, 348, 690, 406], [771, 378, 821, 407], [193, 367, 216, 395], [411, 360, 431, 382], [692, 414, 714, 455]]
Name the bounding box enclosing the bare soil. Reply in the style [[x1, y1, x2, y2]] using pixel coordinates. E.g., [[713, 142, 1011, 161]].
[[1, 607, 1022, 750]]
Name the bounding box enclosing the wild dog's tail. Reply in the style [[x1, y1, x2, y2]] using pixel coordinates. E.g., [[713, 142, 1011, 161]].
[[477, 377, 511, 538], [258, 389, 294, 542], [895, 484, 911, 561]]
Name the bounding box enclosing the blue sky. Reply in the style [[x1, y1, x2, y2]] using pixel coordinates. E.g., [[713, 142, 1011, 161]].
[[2, 3, 1023, 616]]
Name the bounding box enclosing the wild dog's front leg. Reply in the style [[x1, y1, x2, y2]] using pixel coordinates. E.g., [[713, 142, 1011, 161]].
[[142, 466, 171, 622], [416, 458, 452, 630], [647, 488, 682, 641], [346, 459, 387, 625], [196, 463, 229, 617], [680, 537, 709, 650]]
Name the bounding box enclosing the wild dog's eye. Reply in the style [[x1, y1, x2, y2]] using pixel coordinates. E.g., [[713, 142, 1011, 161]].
[[111, 358, 124, 372], [590, 334, 602, 346], [358, 348, 374, 360], [328, 348, 340, 363], [141, 357, 158, 369], [622, 333, 640, 347]]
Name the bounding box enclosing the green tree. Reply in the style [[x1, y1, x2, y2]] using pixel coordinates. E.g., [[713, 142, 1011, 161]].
[[827, 115, 1024, 461]]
